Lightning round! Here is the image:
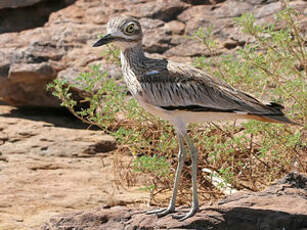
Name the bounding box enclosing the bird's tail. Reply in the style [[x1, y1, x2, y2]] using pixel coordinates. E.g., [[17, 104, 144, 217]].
[[262, 114, 298, 125], [243, 102, 299, 125]]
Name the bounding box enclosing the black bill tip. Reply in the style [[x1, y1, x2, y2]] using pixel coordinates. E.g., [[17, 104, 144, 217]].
[[92, 34, 114, 47], [92, 40, 103, 47]]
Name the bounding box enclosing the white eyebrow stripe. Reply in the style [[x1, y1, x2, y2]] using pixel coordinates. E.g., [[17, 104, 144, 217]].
[[111, 31, 125, 37], [145, 70, 160, 75]]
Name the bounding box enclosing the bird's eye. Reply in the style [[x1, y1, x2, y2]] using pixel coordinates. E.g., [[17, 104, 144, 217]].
[[125, 24, 135, 34]]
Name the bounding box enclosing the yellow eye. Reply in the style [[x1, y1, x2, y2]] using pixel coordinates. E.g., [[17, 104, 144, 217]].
[[125, 24, 135, 33]]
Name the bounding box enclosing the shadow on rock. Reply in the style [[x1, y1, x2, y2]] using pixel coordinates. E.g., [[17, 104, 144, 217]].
[[180, 207, 307, 230], [0, 105, 92, 130]]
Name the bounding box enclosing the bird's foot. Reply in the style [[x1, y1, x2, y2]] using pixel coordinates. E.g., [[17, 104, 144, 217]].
[[146, 207, 175, 218], [172, 206, 199, 221]]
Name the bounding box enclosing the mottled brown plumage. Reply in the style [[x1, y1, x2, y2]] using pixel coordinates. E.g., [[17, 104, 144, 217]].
[[93, 15, 296, 221]]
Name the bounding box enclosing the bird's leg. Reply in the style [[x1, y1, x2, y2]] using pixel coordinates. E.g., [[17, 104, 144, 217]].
[[147, 134, 186, 217], [172, 135, 199, 221]]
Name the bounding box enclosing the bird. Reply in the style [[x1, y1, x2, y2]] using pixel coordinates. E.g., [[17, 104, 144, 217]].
[[92, 15, 296, 221]]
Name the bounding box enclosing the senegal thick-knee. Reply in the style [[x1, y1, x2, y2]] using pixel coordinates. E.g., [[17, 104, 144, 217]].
[[93, 15, 296, 221]]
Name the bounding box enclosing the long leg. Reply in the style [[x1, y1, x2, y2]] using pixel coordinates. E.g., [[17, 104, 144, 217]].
[[147, 133, 187, 216], [173, 134, 199, 221]]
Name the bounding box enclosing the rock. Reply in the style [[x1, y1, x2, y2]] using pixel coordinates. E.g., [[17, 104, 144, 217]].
[[0, 0, 76, 33], [177, 4, 214, 34], [42, 206, 131, 230], [213, 0, 252, 18], [8, 63, 56, 83], [0, 61, 59, 106], [164, 38, 223, 57], [253, 1, 282, 19], [0, 62, 10, 78], [0, 23, 103, 107], [164, 20, 186, 35], [139, 18, 172, 54], [0, 104, 148, 230], [0, 105, 116, 157], [0, 0, 44, 9], [181, 0, 226, 5], [177, 1, 252, 39], [0, 156, 8, 162], [143, 28, 171, 54], [130, 0, 188, 22], [0, 122, 116, 158], [223, 38, 246, 49], [0, 0, 306, 107], [41, 172, 307, 230]]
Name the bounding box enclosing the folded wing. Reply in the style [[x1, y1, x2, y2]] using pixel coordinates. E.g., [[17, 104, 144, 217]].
[[138, 60, 294, 124]]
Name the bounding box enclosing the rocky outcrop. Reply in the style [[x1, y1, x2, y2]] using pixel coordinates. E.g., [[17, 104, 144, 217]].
[[0, 105, 148, 230], [0, 0, 76, 33], [0, 106, 116, 157], [0, 0, 44, 9], [0, 2, 306, 229], [41, 173, 307, 230], [1, 0, 306, 107]]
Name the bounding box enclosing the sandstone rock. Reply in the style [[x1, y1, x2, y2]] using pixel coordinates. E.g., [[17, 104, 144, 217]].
[[0, 21, 103, 107], [41, 173, 307, 230], [0, 0, 76, 33], [181, 0, 226, 5], [8, 63, 56, 83], [164, 20, 186, 35], [0, 62, 10, 78], [0, 104, 149, 230], [0, 105, 116, 157], [140, 18, 172, 53], [0, 0, 306, 108], [164, 38, 223, 57], [177, 4, 213, 34], [213, 0, 252, 18], [143, 27, 171, 54], [177, 1, 251, 39], [0, 122, 116, 158], [130, 0, 188, 22], [42, 206, 131, 230], [223, 38, 245, 49], [0, 0, 44, 9], [0, 61, 59, 106]]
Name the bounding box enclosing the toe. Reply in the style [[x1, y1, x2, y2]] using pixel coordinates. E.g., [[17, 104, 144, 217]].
[[172, 207, 199, 221], [146, 208, 167, 215], [156, 208, 175, 218], [147, 207, 175, 217]]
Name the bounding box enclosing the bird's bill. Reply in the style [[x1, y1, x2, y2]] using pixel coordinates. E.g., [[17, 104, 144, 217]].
[[92, 33, 115, 47]]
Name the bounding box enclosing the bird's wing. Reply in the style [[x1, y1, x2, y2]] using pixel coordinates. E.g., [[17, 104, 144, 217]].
[[138, 60, 284, 116]]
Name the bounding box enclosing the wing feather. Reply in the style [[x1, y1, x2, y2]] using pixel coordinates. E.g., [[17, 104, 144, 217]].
[[138, 60, 284, 116]]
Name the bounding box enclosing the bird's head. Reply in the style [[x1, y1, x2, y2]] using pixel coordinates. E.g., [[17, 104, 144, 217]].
[[93, 16, 143, 49]]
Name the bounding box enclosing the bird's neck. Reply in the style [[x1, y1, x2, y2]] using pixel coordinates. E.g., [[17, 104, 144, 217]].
[[120, 44, 146, 96], [120, 44, 147, 73]]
